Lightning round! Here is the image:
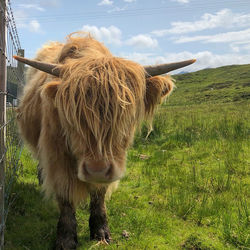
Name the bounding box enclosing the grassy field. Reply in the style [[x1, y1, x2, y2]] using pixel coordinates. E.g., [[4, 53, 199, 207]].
[[5, 64, 250, 249]]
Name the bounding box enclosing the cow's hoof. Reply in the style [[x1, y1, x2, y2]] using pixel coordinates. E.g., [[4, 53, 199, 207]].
[[90, 225, 111, 243]]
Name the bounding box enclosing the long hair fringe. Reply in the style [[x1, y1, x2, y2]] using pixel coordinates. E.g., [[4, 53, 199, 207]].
[[54, 33, 146, 159]]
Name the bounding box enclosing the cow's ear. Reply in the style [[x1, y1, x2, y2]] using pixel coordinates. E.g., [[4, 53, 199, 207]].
[[145, 75, 174, 115], [41, 81, 60, 100]]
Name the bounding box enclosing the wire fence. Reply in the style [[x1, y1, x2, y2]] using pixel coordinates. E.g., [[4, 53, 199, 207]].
[[0, 0, 24, 247]]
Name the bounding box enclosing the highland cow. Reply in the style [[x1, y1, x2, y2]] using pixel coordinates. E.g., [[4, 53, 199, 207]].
[[14, 32, 195, 249]]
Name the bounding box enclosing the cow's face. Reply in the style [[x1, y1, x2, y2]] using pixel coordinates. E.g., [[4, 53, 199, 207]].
[[42, 58, 143, 184], [43, 58, 173, 184]]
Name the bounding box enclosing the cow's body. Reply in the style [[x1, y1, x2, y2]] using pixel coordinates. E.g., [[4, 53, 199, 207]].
[[17, 33, 175, 249]]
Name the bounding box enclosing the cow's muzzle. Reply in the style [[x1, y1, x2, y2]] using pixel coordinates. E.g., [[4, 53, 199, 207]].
[[78, 159, 120, 183]]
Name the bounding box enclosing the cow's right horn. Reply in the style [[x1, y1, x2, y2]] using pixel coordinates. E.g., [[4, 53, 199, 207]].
[[13, 55, 61, 77], [144, 59, 196, 77]]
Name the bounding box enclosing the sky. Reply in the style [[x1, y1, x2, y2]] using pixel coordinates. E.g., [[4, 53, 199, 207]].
[[11, 0, 250, 73]]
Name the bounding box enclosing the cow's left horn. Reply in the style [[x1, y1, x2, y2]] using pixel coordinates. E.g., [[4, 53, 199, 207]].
[[144, 59, 196, 77], [13, 55, 61, 77]]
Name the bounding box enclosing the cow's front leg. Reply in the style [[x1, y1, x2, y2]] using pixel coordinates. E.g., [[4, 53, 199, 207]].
[[55, 197, 78, 250], [89, 187, 111, 243]]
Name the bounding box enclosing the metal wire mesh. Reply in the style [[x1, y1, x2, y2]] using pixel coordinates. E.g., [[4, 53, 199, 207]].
[[0, 0, 24, 246]]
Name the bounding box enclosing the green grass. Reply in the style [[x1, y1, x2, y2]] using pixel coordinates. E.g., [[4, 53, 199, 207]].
[[5, 64, 250, 249]]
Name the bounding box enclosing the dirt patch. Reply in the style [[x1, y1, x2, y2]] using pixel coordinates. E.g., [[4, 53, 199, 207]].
[[242, 82, 250, 87], [203, 81, 233, 91], [233, 93, 250, 101], [181, 234, 211, 250]]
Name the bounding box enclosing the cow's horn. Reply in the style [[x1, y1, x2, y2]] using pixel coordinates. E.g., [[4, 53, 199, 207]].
[[144, 59, 196, 77], [13, 55, 61, 77]]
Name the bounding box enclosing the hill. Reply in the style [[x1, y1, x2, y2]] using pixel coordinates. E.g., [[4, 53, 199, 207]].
[[169, 64, 250, 105]]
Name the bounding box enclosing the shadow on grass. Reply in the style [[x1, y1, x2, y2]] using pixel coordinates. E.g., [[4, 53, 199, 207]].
[[5, 181, 58, 250], [5, 181, 93, 250]]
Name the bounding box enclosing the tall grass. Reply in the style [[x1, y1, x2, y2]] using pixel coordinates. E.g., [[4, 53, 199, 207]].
[[130, 102, 249, 248]]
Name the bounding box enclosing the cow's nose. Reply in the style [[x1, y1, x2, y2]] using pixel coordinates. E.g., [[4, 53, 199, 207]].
[[83, 160, 112, 182]]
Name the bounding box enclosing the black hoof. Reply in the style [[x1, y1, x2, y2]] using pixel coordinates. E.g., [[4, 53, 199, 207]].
[[56, 215, 78, 249], [90, 226, 111, 243], [89, 215, 111, 243]]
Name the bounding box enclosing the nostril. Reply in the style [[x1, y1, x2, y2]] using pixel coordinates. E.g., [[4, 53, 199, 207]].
[[105, 164, 113, 177]]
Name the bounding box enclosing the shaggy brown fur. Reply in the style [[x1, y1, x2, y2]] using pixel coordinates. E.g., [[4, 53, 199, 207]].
[[17, 32, 174, 247]]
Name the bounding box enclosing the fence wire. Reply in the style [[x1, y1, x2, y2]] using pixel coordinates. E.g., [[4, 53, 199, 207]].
[[0, 0, 24, 247]]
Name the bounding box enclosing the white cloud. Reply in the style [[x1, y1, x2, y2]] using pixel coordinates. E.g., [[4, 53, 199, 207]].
[[15, 10, 42, 33], [169, 51, 250, 72], [108, 6, 127, 13], [230, 41, 250, 53], [123, 0, 136, 2], [81, 26, 157, 49], [29, 20, 41, 33], [18, 4, 45, 12], [39, 0, 61, 7], [152, 9, 250, 36], [126, 34, 158, 49], [82, 25, 122, 45], [120, 51, 250, 73], [175, 28, 250, 44], [172, 0, 190, 4], [120, 52, 155, 65], [98, 0, 113, 6]]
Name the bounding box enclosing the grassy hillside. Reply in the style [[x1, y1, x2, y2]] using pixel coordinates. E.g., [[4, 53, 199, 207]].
[[5, 64, 250, 249], [169, 64, 250, 105]]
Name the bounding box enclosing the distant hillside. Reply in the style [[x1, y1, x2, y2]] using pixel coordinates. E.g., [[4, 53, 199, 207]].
[[168, 64, 250, 106]]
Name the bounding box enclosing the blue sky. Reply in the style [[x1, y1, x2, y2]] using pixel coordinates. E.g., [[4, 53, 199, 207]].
[[12, 0, 250, 73]]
